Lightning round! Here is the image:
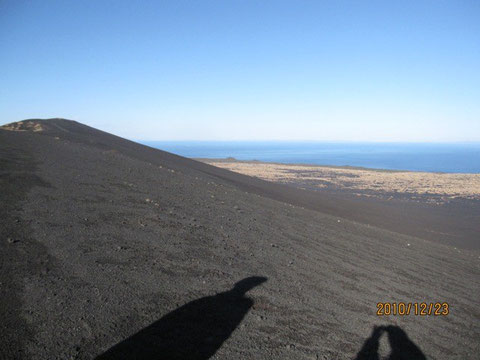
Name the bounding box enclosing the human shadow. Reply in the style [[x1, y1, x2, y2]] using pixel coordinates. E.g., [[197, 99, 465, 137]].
[[96, 276, 267, 360], [355, 325, 426, 360]]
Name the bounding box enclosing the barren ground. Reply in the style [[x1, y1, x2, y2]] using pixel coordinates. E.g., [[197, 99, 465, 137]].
[[1, 119, 479, 359]]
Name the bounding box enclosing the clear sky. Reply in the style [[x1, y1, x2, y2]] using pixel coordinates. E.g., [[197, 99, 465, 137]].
[[1, 0, 479, 141]]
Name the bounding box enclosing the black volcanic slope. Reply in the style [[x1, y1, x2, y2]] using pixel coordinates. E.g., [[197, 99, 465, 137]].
[[1, 119, 479, 359]]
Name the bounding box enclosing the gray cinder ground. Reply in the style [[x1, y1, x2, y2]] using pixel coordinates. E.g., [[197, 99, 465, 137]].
[[1, 119, 479, 359]]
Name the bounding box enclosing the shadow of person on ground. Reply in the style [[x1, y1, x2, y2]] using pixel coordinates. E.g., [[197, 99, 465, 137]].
[[355, 325, 426, 360], [96, 276, 267, 360]]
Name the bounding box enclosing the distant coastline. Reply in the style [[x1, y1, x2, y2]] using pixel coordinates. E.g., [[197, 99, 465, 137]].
[[142, 141, 480, 174], [194, 157, 412, 174], [199, 158, 480, 203]]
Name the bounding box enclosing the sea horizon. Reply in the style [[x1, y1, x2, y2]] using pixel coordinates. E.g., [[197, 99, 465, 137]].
[[140, 140, 480, 174]]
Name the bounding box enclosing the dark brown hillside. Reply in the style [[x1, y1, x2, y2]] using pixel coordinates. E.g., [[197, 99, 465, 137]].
[[4, 118, 478, 250]]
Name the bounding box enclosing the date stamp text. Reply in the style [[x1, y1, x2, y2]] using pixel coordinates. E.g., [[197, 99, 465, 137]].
[[376, 302, 449, 316]]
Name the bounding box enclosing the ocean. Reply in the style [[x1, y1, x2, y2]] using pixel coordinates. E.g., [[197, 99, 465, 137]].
[[141, 141, 480, 173]]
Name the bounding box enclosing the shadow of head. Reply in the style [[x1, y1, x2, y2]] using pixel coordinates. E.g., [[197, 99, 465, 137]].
[[231, 276, 268, 295], [383, 325, 426, 360], [355, 325, 426, 360]]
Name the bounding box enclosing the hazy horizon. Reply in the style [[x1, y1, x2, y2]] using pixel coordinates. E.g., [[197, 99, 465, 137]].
[[4, 118, 480, 143], [138, 139, 480, 144]]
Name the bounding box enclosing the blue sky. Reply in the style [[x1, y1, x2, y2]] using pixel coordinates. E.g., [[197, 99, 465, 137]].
[[1, 0, 479, 141]]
